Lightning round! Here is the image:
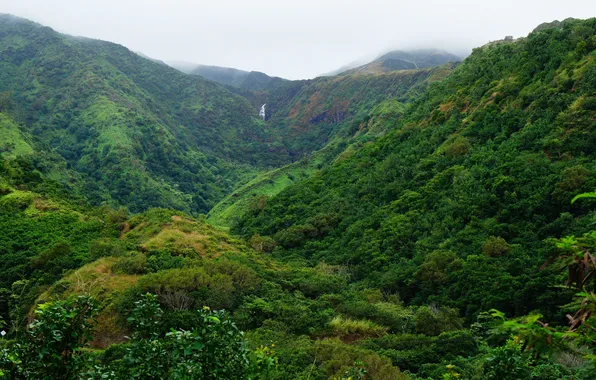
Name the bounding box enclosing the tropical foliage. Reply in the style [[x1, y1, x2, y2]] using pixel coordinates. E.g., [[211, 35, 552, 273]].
[[0, 13, 596, 380]]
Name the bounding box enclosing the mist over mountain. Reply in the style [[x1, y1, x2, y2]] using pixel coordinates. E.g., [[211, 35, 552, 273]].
[[168, 62, 289, 91], [328, 48, 462, 76], [3, 0, 593, 79]]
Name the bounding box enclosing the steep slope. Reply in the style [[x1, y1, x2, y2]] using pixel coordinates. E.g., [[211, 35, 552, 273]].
[[0, 146, 122, 328], [0, 112, 33, 157], [235, 18, 596, 321], [262, 65, 455, 158], [0, 14, 289, 214], [208, 65, 455, 226]]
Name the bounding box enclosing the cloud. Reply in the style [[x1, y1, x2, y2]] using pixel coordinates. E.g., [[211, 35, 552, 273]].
[[1, 0, 594, 79]]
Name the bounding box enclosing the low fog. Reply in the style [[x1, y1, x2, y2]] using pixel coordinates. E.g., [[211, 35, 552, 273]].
[[0, 0, 594, 79]]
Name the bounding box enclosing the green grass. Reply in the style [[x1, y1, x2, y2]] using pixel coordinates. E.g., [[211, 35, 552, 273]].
[[83, 97, 135, 150], [207, 161, 318, 227], [0, 113, 33, 157]]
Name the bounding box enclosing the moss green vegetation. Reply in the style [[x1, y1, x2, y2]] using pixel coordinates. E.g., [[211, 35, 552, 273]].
[[208, 67, 450, 226], [231, 17, 596, 376], [1, 14, 596, 380], [236, 18, 596, 318], [0, 14, 288, 214], [0, 113, 32, 157]]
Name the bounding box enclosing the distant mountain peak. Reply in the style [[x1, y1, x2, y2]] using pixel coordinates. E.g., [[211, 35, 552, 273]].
[[330, 48, 461, 76], [168, 62, 287, 91]]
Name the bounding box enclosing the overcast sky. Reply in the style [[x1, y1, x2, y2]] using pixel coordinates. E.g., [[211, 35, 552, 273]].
[[1, 0, 594, 79]]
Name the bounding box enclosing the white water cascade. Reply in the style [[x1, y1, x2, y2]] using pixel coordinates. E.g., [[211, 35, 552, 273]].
[[259, 104, 266, 121]]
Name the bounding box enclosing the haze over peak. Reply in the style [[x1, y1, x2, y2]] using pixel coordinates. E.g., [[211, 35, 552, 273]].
[[1, 0, 594, 79]]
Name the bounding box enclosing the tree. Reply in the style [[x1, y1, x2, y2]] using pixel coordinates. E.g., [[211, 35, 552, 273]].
[[112, 293, 277, 379], [0, 296, 99, 379], [0, 294, 277, 379]]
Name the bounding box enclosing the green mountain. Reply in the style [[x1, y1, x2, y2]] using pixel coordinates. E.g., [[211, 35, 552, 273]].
[[171, 62, 288, 92], [235, 18, 596, 321], [0, 14, 289, 214], [2, 13, 596, 380], [208, 65, 455, 226]]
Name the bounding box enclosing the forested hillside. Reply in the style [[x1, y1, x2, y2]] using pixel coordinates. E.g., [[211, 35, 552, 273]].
[[1, 13, 596, 380], [236, 18, 596, 320], [208, 66, 454, 226], [0, 14, 289, 214]]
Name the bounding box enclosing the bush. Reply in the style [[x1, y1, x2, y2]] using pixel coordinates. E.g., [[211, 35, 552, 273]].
[[444, 136, 471, 157], [112, 294, 275, 379], [329, 316, 388, 340], [0, 296, 99, 379], [482, 339, 531, 380], [112, 252, 148, 275], [414, 306, 463, 336], [248, 234, 277, 253], [482, 236, 510, 258], [89, 238, 125, 260]]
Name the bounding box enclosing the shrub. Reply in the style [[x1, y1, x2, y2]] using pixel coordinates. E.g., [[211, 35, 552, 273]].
[[89, 238, 125, 260], [414, 306, 463, 336], [112, 252, 148, 275], [444, 136, 471, 157], [313, 339, 407, 380], [248, 234, 277, 253], [0, 296, 99, 379], [329, 316, 388, 340], [482, 236, 510, 257]]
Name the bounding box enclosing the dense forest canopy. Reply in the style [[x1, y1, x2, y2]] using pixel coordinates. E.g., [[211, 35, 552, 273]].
[[235, 18, 596, 315], [0, 13, 596, 380]]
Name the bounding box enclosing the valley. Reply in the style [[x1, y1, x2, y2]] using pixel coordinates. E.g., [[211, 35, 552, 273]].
[[0, 12, 595, 380]]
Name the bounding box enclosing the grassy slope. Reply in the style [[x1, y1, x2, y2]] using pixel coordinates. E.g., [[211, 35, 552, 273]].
[[0, 112, 32, 156], [37, 208, 412, 378]]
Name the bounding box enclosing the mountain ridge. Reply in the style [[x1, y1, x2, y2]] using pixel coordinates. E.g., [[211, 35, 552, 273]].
[[0, 13, 290, 213]]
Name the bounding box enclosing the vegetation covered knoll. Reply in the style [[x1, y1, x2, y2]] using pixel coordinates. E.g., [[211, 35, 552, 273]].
[[0, 14, 291, 214], [235, 17, 596, 325], [3, 205, 417, 378], [208, 66, 454, 226], [0, 154, 409, 378]]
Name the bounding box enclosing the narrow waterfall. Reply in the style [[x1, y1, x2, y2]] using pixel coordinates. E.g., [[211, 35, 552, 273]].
[[259, 104, 266, 121]]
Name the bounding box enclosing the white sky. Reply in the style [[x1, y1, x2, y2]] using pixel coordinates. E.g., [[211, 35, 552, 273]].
[[1, 0, 594, 79]]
